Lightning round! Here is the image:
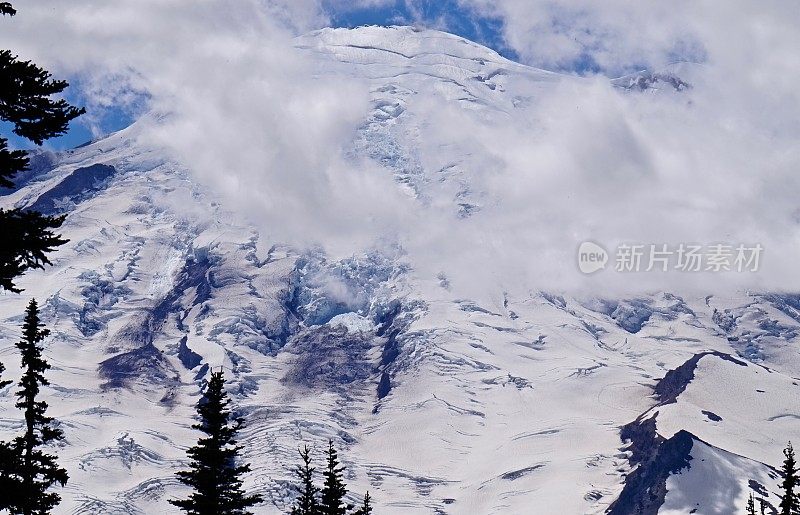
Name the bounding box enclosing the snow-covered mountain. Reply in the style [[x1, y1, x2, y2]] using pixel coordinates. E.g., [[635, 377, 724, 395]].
[[0, 26, 797, 515]]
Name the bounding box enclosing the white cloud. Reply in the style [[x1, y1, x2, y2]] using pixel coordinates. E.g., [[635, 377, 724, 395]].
[[1, 1, 799, 296], [0, 0, 414, 252], [396, 61, 800, 295]]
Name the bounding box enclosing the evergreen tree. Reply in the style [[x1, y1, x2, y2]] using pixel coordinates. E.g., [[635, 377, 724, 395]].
[[171, 370, 262, 514], [10, 298, 68, 515], [0, 210, 69, 293], [0, 440, 19, 511], [353, 491, 372, 515], [0, 2, 82, 293], [780, 442, 799, 515], [320, 440, 352, 515], [290, 445, 320, 515], [746, 493, 756, 515], [0, 357, 15, 511], [0, 359, 10, 390]]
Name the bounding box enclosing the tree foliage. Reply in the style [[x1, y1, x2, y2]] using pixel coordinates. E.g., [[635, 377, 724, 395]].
[[746, 493, 756, 515], [171, 370, 262, 514], [0, 2, 82, 292], [320, 440, 352, 515], [287, 442, 373, 515], [0, 353, 16, 511], [2, 299, 69, 515], [353, 491, 372, 515], [780, 442, 799, 515], [290, 445, 320, 515], [0, 209, 67, 293]]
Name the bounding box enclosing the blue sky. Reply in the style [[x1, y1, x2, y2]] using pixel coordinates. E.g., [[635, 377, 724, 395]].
[[325, 0, 516, 60], [3, 99, 134, 152]]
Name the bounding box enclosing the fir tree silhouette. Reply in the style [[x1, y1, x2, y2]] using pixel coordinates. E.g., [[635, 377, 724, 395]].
[[746, 493, 756, 515], [353, 491, 372, 515], [0, 356, 14, 511], [9, 298, 68, 515], [320, 440, 353, 515], [171, 370, 262, 514], [290, 445, 320, 515], [0, 359, 10, 390], [0, 2, 82, 293], [779, 442, 799, 515]]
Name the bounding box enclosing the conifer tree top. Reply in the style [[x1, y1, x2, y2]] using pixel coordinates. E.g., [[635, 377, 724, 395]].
[[320, 440, 352, 515], [9, 297, 69, 514], [171, 370, 262, 515], [290, 445, 320, 515], [779, 441, 799, 515]]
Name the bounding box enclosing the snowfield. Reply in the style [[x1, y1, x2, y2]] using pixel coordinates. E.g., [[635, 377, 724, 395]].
[[0, 26, 797, 514]]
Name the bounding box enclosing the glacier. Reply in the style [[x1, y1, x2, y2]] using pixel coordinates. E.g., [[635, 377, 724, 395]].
[[0, 26, 797, 514]]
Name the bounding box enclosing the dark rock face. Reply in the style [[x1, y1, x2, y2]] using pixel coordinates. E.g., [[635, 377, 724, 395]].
[[374, 300, 406, 399], [608, 418, 694, 515], [654, 351, 746, 405], [620, 414, 664, 470], [282, 325, 374, 389], [500, 465, 544, 481], [152, 252, 213, 329], [0, 149, 57, 195], [378, 305, 402, 368], [177, 336, 203, 370], [29, 163, 116, 214], [748, 479, 768, 497], [609, 351, 748, 514], [99, 343, 170, 389], [376, 371, 391, 399], [194, 363, 210, 381], [101, 252, 212, 388]]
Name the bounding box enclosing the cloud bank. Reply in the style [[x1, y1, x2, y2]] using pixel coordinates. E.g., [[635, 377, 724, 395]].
[[0, 0, 413, 252], [1, 1, 799, 296]]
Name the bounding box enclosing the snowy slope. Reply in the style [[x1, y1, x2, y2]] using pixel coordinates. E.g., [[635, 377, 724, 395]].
[[0, 26, 797, 515]]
